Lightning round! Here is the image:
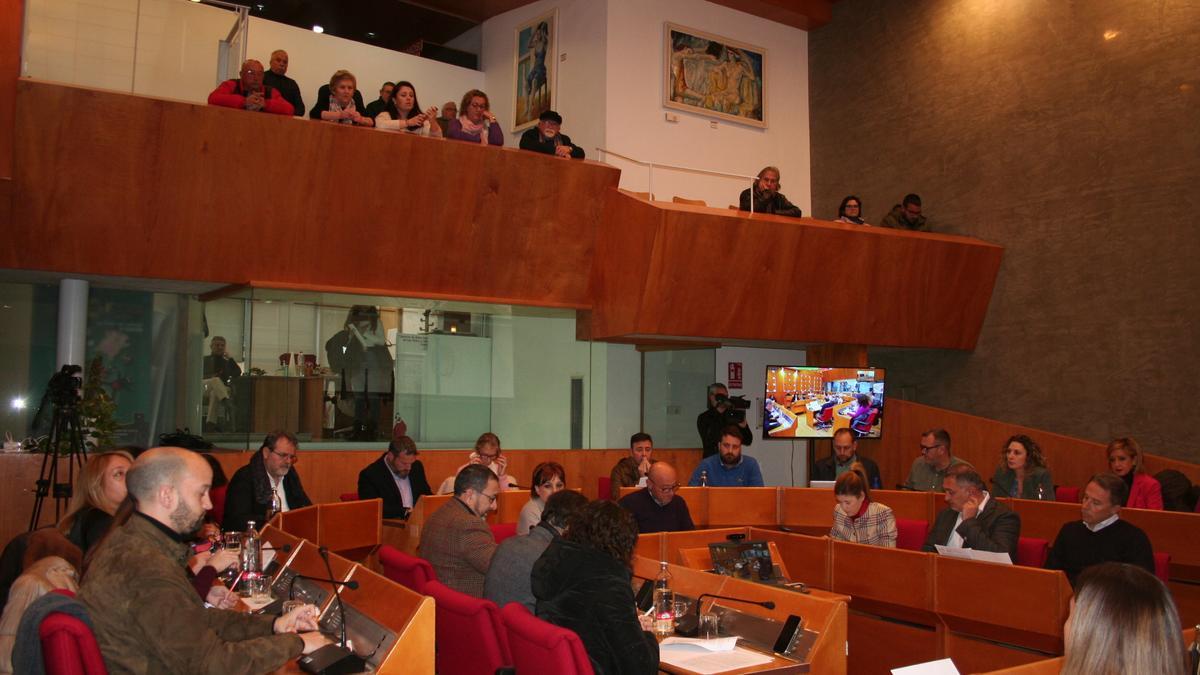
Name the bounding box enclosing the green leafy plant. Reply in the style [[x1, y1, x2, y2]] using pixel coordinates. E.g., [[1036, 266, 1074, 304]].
[[78, 356, 118, 452]]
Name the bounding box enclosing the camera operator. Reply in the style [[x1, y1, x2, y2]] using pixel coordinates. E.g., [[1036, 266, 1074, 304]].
[[697, 383, 753, 458]]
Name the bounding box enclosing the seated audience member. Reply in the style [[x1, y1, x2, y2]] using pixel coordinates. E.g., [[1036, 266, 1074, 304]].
[[618, 462, 694, 534], [738, 166, 802, 217], [688, 425, 764, 487], [309, 70, 373, 126], [223, 431, 312, 531], [922, 465, 1020, 560], [1155, 469, 1198, 512], [437, 100, 457, 133], [418, 464, 500, 598], [357, 436, 432, 519], [437, 432, 519, 494], [445, 89, 504, 146], [0, 556, 77, 672], [1106, 437, 1163, 510], [375, 80, 443, 137], [836, 195, 868, 224], [991, 434, 1054, 500], [880, 193, 928, 231], [518, 110, 585, 158], [202, 335, 241, 431], [79, 448, 327, 672], [57, 450, 133, 554], [207, 59, 294, 116], [0, 529, 81, 611], [1046, 473, 1155, 586], [484, 490, 587, 611], [829, 463, 896, 547], [262, 49, 304, 117], [813, 428, 882, 487], [362, 81, 394, 120], [1060, 562, 1186, 675], [905, 427, 973, 491], [610, 432, 654, 499], [532, 500, 659, 675], [517, 462, 566, 535]]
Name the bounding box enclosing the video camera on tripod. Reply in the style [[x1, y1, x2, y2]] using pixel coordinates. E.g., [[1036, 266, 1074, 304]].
[[714, 392, 752, 423], [28, 364, 88, 531]]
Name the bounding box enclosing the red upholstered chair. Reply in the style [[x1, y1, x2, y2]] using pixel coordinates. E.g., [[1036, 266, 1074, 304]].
[[39, 590, 108, 675], [895, 518, 928, 551], [338, 492, 359, 502], [598, 476, 612, 500], [423, 580, 511, 675], [1055, 486, 1081, 503], [208, 484, 228, 527], [500, 602, 594, 675], [1015, 537, 1050, 568], [490, 523, 518, 544], [850, 408, 879, 435], [378, 544, 436, 594], [1153, 552, 1170, 583]]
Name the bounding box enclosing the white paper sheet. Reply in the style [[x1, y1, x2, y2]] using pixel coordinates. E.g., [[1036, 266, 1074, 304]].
[[891, 657, 962, 674], [934, 545, 1012, 565], [659, 643, 774, 674], [660, 636, 739, 652]]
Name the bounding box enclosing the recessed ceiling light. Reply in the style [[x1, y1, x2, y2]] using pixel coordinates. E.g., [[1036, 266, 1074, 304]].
[[367, 32, 376, 38], [312, 25, 324, 34]]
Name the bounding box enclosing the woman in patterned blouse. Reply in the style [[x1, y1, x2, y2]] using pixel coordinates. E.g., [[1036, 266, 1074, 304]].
[[829, 462, 897, 547]]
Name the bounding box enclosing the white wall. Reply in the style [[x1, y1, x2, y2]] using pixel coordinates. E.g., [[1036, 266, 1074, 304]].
[[479, 0, 608, 154], [714, 346, 808, 487], [604, 0, 811, 210]]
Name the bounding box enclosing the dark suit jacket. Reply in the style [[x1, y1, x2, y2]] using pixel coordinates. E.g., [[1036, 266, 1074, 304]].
[[922, 495, 1020, 559], [357, 455, 432, 518], [223, 464, 312, 531], [812, 454, 882, 488]]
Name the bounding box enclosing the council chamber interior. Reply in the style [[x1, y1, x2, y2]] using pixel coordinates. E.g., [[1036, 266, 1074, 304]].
[[2, 0, 1198, 674]]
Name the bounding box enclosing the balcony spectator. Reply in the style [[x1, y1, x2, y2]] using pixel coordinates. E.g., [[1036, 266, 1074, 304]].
[[881, 193, 928, 231], [375, 81, 442, 137], [836, 195, 867, 224], [363, 81, 394, 120], [207, 59, 294, 116], [519, 110, 584, 159], [738, 166, 802, 217], [446, 90, 503, 146], [309, 70, 371, 126], [262, 49, 304, 117]]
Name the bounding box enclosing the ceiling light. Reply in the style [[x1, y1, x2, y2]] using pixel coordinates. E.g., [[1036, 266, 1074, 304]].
[[1103, 30, 1120, 41], [312, 25, 324, 34], [367, 32, 376, 38]]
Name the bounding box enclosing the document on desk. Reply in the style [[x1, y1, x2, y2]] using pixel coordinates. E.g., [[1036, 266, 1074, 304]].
[[891, 657, 961, 674], [934, 546, 1012, 565], [660, 641, 773, 674]]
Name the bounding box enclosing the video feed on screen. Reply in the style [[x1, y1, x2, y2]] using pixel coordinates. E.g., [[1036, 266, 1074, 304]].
[[762, 366, 885, 439]]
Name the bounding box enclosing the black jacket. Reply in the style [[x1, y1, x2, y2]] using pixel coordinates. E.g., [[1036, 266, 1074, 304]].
[[812, 454, 882, 488], [696, 408, 753, 458], [262, 70, 304, 117], [223, 453, 312, 531], [922, 496, 1020, 560], [738, 188, 802, 217], [357, 455, 432, 519], [308, 86, 367, 120], [532, 538, 658, 675], [518, 127, 585, 158]]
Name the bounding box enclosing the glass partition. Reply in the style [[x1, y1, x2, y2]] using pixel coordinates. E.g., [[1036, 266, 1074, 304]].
[[642, 348, 715, 448]]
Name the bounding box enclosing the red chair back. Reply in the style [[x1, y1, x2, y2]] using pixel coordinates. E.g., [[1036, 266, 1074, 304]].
[[378, 544, 436, 594], [598, 476, 612, 500], [1153, 551, 1171, 583], [500, 603, 594, 675], [423, 580, 512, 675], [338, 492, 359, 502], [39, 590, 108, 675], [1055, 486, 1081, 503], [1015, 537, 1049, 567], [208, 484, 228, 527], [818, 406, 834, 423], [490, 523, 518, 544], [895, 518, 928, 551], [851, 408, 879, 434]]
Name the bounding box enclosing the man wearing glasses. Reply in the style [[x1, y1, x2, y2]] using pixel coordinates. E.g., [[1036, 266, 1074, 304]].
[[223, 430, 313, 530], [618, 462, 695, 534], [904, 427, 973, 492], [419, 464, 500, 597]]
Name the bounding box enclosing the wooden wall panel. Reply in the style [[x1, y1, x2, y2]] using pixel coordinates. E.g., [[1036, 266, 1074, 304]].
[[7, 81, 619, 309], [591, 197, 1003, 349], [847, 612, 940, 675], [0, 0, 21, 179]]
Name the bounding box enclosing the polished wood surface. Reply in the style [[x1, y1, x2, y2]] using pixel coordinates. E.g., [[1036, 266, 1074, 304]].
[[317, 499, 382, 553], [7, 80, 619, 309], [0, 0, 21, 179], [590, 193, 1003, 349]]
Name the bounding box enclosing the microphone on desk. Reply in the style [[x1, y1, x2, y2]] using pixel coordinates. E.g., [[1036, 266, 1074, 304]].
[[674, 593, 776, 638], [297, 547, 366, 675]]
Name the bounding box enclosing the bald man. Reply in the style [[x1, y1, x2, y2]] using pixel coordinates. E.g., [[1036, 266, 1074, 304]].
[[80, 447, 327, 673], [208, 59, 295, 115], [618, 462, 695, 534], [262, 49, 305, 117]]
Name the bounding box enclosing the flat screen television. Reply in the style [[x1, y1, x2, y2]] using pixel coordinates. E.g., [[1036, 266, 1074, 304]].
[[762, 366, 885, 439]]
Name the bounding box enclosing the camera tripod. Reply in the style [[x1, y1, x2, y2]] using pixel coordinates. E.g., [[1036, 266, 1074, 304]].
[[28, 365, 90, 531]]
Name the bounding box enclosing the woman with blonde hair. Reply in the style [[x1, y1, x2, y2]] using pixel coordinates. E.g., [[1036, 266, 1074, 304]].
[[829, 462, 896, 547], [310, 70, 373, 126], [0, 556, 78, 673], [57, 449, 134, 553], [1106, 437, 1163, 510], [445, 89, 503, 146], [1061, 562, 1186, 675]]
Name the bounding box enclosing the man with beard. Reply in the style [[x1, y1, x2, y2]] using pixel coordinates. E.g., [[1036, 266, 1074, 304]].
[[223, 431, 312, 531], [738, 166, 802, 217], [518, 110, 585, 158], [418, 464, 500, 597], [357, 435, 432, 518], [688, 425, 764, 487], [79, 447, 328, 673]]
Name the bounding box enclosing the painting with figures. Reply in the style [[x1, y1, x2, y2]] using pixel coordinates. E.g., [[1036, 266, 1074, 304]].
[[664, 23, 766, 128], [513, 10, 557, 131]]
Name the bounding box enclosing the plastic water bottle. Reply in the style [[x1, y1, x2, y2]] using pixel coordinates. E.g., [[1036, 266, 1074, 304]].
[[241, 520, 264, 597], [653, 561, 675, 636], [700, 470, 709, 487], [1036, 484, 1045, 501]]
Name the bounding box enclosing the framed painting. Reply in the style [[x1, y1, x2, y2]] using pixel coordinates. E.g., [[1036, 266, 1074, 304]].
[[664, 23, 767, 128], [513, 9, 557, 132]]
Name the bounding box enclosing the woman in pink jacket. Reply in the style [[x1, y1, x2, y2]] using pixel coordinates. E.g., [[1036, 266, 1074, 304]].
[[1106, 437, 1163, 510]]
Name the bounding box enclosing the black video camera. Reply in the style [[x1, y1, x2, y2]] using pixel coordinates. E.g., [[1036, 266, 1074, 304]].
[[46, 365, 83, 408], [714, 393, 751, 422]]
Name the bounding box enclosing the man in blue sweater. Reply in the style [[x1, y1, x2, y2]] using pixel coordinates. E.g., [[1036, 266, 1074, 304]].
[[689, 425, 764, 487]]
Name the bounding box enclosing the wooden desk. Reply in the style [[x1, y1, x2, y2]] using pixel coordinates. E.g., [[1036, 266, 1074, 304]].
[[383, 491, 532, 554], [240, 376, 327, 439]]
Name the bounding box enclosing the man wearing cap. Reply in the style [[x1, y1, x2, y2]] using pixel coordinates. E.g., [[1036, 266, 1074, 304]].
[[518, 110, 585, 159]]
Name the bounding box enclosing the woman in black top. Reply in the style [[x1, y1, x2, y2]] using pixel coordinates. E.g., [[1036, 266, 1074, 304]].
[[57, 449, 134, 553]]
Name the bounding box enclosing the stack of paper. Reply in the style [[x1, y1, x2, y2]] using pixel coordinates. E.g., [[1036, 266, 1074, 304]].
[[659, 637, 774, 674]]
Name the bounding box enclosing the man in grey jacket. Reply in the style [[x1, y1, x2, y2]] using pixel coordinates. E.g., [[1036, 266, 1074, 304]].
[[484, 490, 588, 610]]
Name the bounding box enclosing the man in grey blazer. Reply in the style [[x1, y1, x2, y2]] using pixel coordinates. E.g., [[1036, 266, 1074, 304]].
[[922, 464, 1021, 561], [484, 490, 589, 610]]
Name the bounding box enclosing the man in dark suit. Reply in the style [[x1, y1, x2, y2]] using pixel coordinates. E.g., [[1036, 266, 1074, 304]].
[[812, 428, 882, 488], [922, 464, 1020, 561], [357, 435, 432, 519], [417, 464, 499, 598], [223, 430, 312, 531]]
